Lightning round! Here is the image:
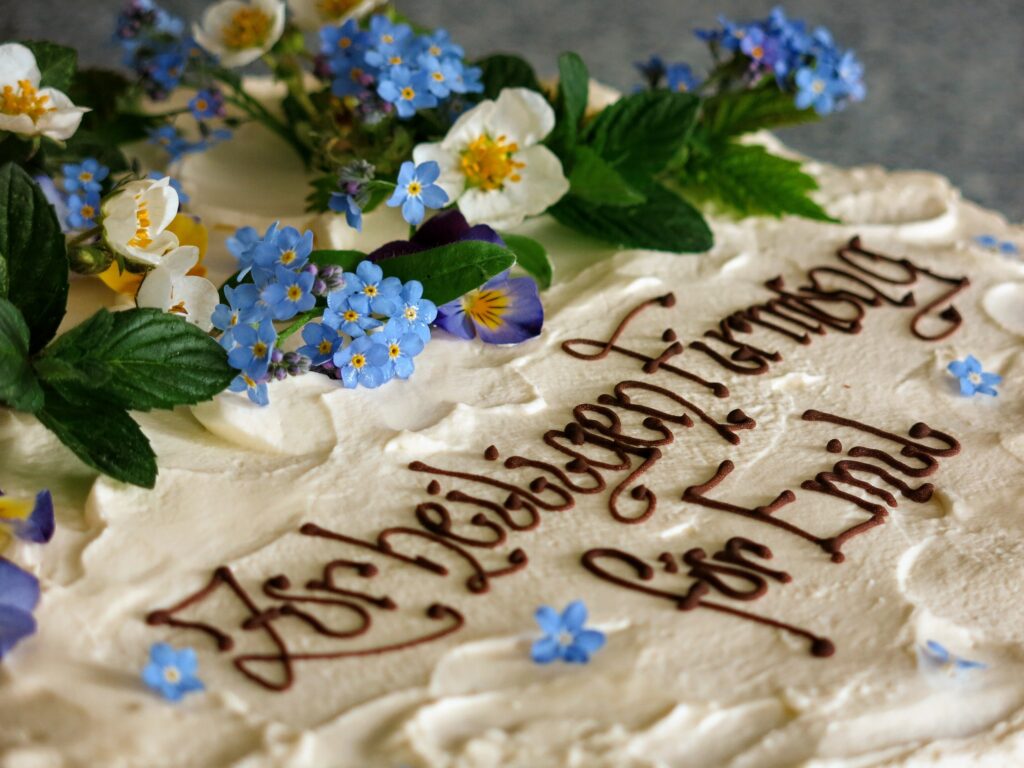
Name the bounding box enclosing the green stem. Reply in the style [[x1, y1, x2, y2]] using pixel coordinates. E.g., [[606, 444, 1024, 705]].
[[216, 76, 312, 167], [276, 309, 321, 344], [67, 225, 102, 248]]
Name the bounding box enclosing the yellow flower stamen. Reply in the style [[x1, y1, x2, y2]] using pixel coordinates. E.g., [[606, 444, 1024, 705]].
[[318, 339, 333, 355], [460, 134, 525, 191], [163, 666, 182, 684], [463, 288, 510, 330], [242, 373, 257, 388], [431, 71, 445, 82], [389, 55, 403, 66], [407, 180, 422, 197], [351, 353, 366, 369], [252, 341, 268, 359], [221, 7, 272, 50], [343, 309, 359, 322], [363, 284, 378, 298], [403, 306, 418, 321], [79, 171, 93, 183], [286, 284, 302, 301], [400, 86, 416, 101], [0, 79, 53, 121], [428, 45, 442, 57], [168, 301, 189, 316], [388, 343, 401, 359], [127, 201, 153, 249], [280, 249, 296, 265], [80, 204, 95, 220]]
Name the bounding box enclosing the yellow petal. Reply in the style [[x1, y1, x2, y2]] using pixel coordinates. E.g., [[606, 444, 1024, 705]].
[[167, 214, 208, 265], [97, 261, 144, 296]]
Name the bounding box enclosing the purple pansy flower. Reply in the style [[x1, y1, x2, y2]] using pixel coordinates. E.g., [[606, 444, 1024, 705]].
[[531, 600, 606, 665], [435, 271, 544, 345], [0, 559, 40, 659]]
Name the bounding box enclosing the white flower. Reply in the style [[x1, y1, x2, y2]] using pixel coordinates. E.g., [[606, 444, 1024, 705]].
[[136, 246, 220, 332], [412, 88, 570, 230], [102, 177, 181, 267], [287, 0, 385, 31], [0, 43, 87, 141], [194, 0, 286, 68]]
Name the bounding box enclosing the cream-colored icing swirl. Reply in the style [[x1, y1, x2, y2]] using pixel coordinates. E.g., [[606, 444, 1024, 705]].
[[1, 83, 1024, 768]]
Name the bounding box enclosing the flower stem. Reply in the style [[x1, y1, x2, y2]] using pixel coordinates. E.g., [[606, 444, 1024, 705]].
[[67, 225, 103, 248], [276, 309, 321, 344]]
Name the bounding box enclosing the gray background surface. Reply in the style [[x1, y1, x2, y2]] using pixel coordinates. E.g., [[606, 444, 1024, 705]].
[[4, 0, 1021, 218]]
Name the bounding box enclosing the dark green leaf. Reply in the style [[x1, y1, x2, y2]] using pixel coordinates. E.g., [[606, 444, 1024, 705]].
[[377, 241, 516, 305], [309, 249, 366, 272], [685, 142, 836, 222], [551, 184, 713, 253], [68, 68, 134, 125], [547, 52, 589, 157], [697, 85, 820, 142], [36, 384, 157, 488], [501, 233, 553, 290], [568, 146, 646, 207], [37, 308, 235, 411], [583, 90, 699, 182], [0, 298, 43, 413], [0, 162, 69, 352], [476, 54, 544, 100], [22, 41, 77, 93]]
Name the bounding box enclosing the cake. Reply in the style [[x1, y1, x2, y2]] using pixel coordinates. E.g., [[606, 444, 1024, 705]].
[[1, 5, 1023, 768]]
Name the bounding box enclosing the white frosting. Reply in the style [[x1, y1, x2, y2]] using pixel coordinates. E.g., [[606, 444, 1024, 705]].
[[2, 91, 1024, 768]]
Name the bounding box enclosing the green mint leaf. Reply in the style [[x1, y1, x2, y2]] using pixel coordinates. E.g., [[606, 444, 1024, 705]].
[[22, 41, 77, 93], [0, 162, 69, 353], [0, 297, 43, 413], [547, 52, 589, 157], [568, 146, 647, 207], [37, 308, 235, 411], [309, 249, 367, 272], [551, 183, 713, 253], [697, 85, 820, 142], [476, 54, 545, 100], [36, 384, 157, 489], [582, 90, 699, 182], [501, 233, 553, 290], [377, 241, 515, 306], [686, 142, 836, 222]]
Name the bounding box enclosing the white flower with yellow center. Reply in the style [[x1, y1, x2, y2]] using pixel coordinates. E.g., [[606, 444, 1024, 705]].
[[102, 177, 181, 267], [194, 0, 286, 68], [0, 43, 87, 141], [136, 245, 220, 332], [412, 88, 569, 230], [286, 0, 385, 31]]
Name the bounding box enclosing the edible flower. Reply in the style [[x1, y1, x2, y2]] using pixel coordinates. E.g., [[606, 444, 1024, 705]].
[[142, 642, 205, 701], [260, 265, 316, 321], [66, 190, 101, 230], [666, 62, 700, 93], [436, 270, 544, 345], [188, 87, 226, 120], [101, 176, 181, 267], [794, 63, 838, 115], [412, 88, 570, 229], [0, 489, 55, 547], [135, 245, 220, 331], [193, 0, 286, 68], [287, 0, 385, 31], [947, 355, 1001, 397], [531, 600, 606, 665], [917, 640, 987, 679], [62, 158, 108, 194], [0, 489, 54, 660], [298, 322, 342, 366], [226, 317, 277, 379], [973, 234, 1019, 256], [0, 43, 87, 141], [377, 66, 437, 119], [386, 160, 449, 226], [333, 334, 390, 389]]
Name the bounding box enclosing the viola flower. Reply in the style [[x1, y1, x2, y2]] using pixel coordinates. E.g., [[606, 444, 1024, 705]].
[[917, 640, 987, 679], [0, 43, 87, 141], [227, 317, 277, 378], [188, 88, 225, 120], [102, 176, 181, 267], [387, 161, 449, 226], [377, 67, 438, 119], [62, 158, 108, 194], [229, 370, 270, 405], [341, 260, 402, 315], [142, 643, 204, 702], [260, 266, 316, 321], [530, 600, 606, 665], [211, 283, 263, 336], [66, 190, 101, 230], [333, 334, 390, 389], [412, 88, 570, 229], [323, 291, 380, 337], [947, 355, 1001, 397], [136, 246, 220, 331], [288, 0, 385, 31], [794, 64, 838, 115], [193, 0, 286, 68], [0, 558, 40, 660], [666, 62, 699, 93], [373, 325, 424, 380], [0, 489, 55, 546], [298, 322, 342, 366], [252, 225, 313, 283], [436, 271, 543, 345], [386, 280, 436, 343]]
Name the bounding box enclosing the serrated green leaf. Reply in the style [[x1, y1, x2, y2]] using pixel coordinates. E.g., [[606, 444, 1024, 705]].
[[309, 249, 367, 272], [36, 384, 157, 488], [22, 41, 77, 93], [686, 142, 836, 222], [582, 90, 699, 182], [568, 146, 646, 207], [476, 54, 544, 100], [376, 241, 516, 305], [0, 297, 43, 413], [37, 308, 235, 411], [697, 85, 820, 142], [551, 184, 713, 253], [501, 233, 553, 290], [0, 163, 69, 353], [547, 52, 589, 157]]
